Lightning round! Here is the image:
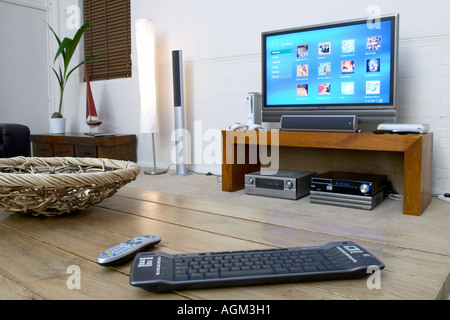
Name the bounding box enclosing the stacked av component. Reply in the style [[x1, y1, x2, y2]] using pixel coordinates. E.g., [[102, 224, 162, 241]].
[[245, 170, 315, 200], [310, 171, 388, 210]]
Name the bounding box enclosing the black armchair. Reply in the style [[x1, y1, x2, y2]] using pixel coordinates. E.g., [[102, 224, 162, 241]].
[[0, 123, 31, 158]]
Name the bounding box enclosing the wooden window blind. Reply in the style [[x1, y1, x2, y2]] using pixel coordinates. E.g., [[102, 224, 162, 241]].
[[83, 0, 132, 81]]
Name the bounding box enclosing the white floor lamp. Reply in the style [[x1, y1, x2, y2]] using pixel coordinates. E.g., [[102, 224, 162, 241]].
[[136, 19, 166, 175]]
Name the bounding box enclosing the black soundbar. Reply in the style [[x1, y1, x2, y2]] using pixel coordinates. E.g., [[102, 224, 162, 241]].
[[280, 115, 358, 132]]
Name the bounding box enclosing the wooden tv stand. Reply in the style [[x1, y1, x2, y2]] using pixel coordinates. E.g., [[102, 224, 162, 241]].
[[221, 130, 433, 216]]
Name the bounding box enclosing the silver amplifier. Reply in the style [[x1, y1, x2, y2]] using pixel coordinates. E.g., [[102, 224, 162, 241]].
[[245, 170, 315, 200]]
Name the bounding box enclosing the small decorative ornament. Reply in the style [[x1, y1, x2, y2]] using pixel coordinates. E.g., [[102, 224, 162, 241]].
[[85, 63, 102, 135]]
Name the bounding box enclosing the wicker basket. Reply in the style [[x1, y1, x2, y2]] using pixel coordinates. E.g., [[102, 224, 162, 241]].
[[0, 157, 140, 216]]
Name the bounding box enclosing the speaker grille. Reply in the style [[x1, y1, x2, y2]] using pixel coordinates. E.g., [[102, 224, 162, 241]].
[[172, 51, 182, 107], [281, 115, 357, 132]]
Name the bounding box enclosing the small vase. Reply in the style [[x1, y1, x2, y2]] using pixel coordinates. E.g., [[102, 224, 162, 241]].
[[49, 118, 66, 134]]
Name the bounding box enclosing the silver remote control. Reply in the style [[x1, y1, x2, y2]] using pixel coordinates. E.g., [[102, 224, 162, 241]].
[[97, 235, 161, 266]]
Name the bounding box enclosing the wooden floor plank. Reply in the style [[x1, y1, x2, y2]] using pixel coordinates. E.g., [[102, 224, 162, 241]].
[[0, 273, 44, 300]]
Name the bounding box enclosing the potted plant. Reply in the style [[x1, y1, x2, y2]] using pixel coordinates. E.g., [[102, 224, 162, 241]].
[[48, 22, 99, 133]]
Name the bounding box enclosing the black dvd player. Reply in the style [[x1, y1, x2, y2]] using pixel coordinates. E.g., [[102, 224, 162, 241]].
[[310, 171, 388, 197]]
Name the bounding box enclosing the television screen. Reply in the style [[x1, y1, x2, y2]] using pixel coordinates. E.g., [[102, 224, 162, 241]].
[[262, 14, 399, 125]]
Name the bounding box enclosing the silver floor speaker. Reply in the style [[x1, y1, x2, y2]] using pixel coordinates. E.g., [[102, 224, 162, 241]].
[[172, 50, 191, 176]]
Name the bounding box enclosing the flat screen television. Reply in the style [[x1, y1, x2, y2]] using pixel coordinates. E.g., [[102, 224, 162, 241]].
[[262, 14, 399, 128]]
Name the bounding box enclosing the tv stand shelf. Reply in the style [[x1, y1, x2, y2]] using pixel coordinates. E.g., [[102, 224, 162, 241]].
[[221, 130, 433, 216]]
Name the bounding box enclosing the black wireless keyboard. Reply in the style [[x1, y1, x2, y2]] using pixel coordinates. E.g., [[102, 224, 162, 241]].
[[129, 241, 384, 292]]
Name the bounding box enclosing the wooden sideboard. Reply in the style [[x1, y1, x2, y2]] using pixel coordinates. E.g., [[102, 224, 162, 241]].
[[221, 130, 433, 216], [31, 133, 137, 162]]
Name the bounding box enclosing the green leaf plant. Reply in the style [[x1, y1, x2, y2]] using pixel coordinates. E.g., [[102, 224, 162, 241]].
[[48, 22, 100, 118]]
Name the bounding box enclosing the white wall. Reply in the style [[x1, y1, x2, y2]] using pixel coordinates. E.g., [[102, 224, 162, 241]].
[[3, 0, 449, 194]]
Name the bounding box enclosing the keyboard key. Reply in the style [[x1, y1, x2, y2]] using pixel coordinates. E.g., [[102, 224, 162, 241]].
[[220, 268, 275, 278], [289, 267, 304, 273], [274, 267, 289, 274], [205, 272, 220, 279], [174, 273, 189, 281], [303, 266, 318, 272], [189, 273, 204, 280]]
